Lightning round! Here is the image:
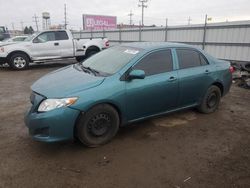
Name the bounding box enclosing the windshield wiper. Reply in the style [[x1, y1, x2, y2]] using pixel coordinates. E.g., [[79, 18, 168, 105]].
[[80, 64, 100, 76]]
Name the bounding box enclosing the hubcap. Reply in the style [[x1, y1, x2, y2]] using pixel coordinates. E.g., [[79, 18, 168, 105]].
[[207, 92, 217, 108], [88, 113, 111, 137], [13, 57, 26, 68]]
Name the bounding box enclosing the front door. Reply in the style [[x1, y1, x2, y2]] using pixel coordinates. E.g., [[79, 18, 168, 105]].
[[125, 49, 179, 121], [30, 31, 60, 60]]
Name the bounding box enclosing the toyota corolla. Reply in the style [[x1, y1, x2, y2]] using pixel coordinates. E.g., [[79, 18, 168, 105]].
[[24, 42, 233, 147]]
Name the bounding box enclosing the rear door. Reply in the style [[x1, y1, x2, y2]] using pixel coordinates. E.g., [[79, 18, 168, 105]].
[[55, 31, 74, 57], [175, 48, 214, 107], [125, 49, 179, 121]]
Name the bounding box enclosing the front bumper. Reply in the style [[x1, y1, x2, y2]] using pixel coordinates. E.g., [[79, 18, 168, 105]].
[[24, 106, 80, 142], [0, 57, 7, 64]]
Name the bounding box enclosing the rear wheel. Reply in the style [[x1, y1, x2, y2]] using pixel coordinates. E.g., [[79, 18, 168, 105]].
[[8, 53, 29, 70], [76, 104, 119, 147], [86, 50, 99, 58], [75, 56, 86, 62], [197, 85, 221, 114]]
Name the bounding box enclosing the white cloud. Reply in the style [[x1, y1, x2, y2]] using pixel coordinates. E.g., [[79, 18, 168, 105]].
[[0, 0, 249, 30]]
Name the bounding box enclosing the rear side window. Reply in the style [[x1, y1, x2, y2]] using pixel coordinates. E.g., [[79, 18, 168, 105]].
[[177, 49, 208, 69], [134, 50, 173, 76], [36, 32, 56, 42], [55, 31, 69, 40]]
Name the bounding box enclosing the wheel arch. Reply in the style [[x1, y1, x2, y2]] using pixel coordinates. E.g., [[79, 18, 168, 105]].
[[86, 45, 101, 54], [7, 50, 32, 62], [211, 81, 224, 96], [73, 101, 124, 139]]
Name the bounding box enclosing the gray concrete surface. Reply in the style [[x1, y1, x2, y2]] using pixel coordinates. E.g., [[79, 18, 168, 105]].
[[0, 62, 250, 188]]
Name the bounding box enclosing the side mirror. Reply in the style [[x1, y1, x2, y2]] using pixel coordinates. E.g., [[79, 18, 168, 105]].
[[128, 69, 145, 80], [33, 38, 39, 43]]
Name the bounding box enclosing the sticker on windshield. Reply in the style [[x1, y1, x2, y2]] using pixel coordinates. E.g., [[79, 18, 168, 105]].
[[124, 49, 139, 55]]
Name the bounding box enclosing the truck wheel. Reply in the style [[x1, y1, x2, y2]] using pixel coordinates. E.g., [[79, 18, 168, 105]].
[[86, 50, 99, 58], [9, 53, 29, 70], [75, 56, 85, 62], [197, 85, 221, 114], [76, 104, 120, 147]]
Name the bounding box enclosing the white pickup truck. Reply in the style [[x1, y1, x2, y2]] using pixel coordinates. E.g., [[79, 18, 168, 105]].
[[0, 30, 109, 70]]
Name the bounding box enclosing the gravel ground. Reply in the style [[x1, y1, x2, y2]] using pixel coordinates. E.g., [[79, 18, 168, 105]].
[[0, 62, 250, 188]]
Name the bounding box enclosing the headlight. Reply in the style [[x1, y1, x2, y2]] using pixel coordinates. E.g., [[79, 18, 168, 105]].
[[38, 97, 78, 112]]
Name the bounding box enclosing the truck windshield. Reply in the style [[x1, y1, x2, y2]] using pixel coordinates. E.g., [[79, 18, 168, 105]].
[[82, 46, 142, 75]]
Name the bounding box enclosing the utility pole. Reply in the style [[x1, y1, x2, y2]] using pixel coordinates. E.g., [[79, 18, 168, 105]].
[[64, 4, 68, 29], [202, 14, 208, 50], [188, 16, 192, 25], [138, 0, 148, 27], [20, 21, 24, 31], [11, 22, 15, 31], [165, 18, 168, 42], [33, 14, 39, 31], [128, 10, 134, 26]]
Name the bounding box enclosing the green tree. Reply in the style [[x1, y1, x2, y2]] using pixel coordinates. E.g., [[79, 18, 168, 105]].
[[29, 26, 34, 34], [24, 26, 29, 34]]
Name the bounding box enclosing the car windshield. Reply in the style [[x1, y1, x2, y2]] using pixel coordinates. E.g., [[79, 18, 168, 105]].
[[82, 46, 142, 75]]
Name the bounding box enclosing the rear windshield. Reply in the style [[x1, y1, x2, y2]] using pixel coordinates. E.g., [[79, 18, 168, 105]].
[[82, 46, 142, 75]]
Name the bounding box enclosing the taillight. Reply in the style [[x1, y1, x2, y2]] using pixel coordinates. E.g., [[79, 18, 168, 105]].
[[229, 66, 235, 73], [105, 41, 109, 47]]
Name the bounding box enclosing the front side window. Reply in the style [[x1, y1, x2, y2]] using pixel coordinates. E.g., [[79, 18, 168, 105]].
[[35, 32, 56, 43], [177, 49, 208, 69], [133, 49, 173, 76]]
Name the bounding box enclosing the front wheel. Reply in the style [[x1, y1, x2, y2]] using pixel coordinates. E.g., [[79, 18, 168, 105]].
[[197, 85, 221, 114], [8, 53, 29, 70], [76, 104, 120, 147]]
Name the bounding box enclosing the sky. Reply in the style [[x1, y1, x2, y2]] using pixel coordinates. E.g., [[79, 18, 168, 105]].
[[0, 0, 249, 30]]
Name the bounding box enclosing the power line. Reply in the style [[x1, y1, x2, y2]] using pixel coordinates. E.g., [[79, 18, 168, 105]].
[[32, 14, 39, 31], [138, 0, 148, 27]]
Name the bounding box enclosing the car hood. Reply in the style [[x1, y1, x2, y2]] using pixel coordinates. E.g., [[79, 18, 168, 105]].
[[0, 42, 17, 46], [31, 64, 105, 98]]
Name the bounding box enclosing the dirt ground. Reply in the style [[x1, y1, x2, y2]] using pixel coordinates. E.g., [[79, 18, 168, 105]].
[[0, 62, 250, 188]]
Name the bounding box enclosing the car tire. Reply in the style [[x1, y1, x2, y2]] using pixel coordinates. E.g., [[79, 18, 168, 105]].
[[86, 50, 99, 58], [9, 53, 29, 70], [197, 85, 221, 114], [76, 104, 120, 147]]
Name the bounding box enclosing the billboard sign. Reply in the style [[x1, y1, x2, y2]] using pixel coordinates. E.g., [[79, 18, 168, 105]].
[[83, 14, 117, 31]]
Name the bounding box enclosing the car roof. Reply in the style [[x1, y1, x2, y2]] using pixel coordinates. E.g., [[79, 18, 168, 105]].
[[121, 42, 199, 51]]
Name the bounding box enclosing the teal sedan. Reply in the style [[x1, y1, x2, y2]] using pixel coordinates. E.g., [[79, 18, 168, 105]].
[[25, 42, 233, 147]]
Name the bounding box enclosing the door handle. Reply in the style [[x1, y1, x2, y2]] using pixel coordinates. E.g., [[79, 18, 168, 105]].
[[205, 70, 210, 74], [54, 42, 59, 46], [168, 76, 177, 82]]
